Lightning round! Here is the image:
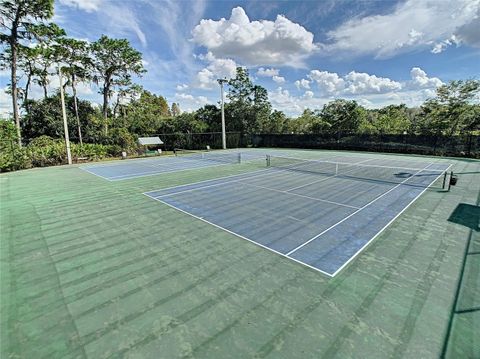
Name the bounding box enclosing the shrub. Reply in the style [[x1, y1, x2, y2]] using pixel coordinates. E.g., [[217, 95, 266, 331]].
[[71, 143, 119, 160], [104, 128, 139, 154], [27, 136, 68, 167], [0, 120, 31, 172]]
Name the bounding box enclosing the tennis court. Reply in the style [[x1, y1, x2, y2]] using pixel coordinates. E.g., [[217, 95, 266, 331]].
[[2, 148, 478, 358], [145, 155, 451, 276], [80, 150, 245, 181]]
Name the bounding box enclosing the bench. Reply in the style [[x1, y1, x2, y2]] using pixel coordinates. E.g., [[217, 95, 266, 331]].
[[74, 156, 89, 163]]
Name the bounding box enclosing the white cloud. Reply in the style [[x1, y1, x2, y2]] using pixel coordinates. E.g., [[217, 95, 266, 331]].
[[257, 67, 285, 83], [280, 66, 444, 115], [431, 35, 460, 54], [60, 0, 147, 47], [269, 87, 327, 116], [272, 75, 285, 84], [148, 0, 207, 68], [308, 70, 345, 94], [174, 93, 209, 112], [59, 0, 102, 12], [357, 98, 374, 108], [176, 84, 189, 91], [344, 71, 402, 94], [294, 79, 310, 90], [303, 90, 314, 99], [324, 0, 480, 58], [409, 67, 443, 88], [192, 6, 317, 67], [257, 68, 280, 77], [194, 53, 237, 89]]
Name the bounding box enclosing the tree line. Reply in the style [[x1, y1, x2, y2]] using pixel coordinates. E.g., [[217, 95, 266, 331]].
[[1, 0, 479, 155]]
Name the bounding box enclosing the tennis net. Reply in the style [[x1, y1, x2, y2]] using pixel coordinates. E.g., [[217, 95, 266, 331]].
[[174, 148, 241, 164], [266, 155, 450, 189]]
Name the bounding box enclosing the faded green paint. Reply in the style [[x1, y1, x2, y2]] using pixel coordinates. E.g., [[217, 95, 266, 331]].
[[1, 150, 478, 358]]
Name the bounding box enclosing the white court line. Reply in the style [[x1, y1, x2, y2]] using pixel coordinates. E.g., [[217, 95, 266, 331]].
[[78, 166, 115, 182], [269, 155, 445, 172], [286, 162, 435, 256], [237, 181, 360, 210], [101, 162, 229, 181], [284, 157, 376, 192], [143, 150, 354, 196], [143, 157, 452, 277], [143, 192, 334, 277], [145, 167, 272, 193], [81, 153, 241, 181], [152, 167, 293, 198], [330, 163, 453, 276]]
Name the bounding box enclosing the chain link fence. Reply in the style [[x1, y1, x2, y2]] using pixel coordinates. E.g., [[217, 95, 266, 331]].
[[153, 132, 245, 150], [248, 133, 480, 158]]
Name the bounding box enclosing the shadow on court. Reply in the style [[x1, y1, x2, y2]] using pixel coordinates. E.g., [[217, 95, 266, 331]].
[[448, 203, 480, 231]]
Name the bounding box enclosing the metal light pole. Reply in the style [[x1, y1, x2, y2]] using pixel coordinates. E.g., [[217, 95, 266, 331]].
[[59, 66, 72, 165], [217, 78, 228, 150]]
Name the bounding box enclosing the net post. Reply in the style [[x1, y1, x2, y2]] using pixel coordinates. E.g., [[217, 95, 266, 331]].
[[266, 155, 271, 167], [238, 152, 241, 164], [442, 171, 447, 190], [447, 171, 453, 191]]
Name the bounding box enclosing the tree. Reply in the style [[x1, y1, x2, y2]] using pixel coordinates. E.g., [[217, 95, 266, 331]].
[[359, 105, 412, 134], [290, 109, 330, 134], [227, 67, 254, 133], [420, 80, 480, 135], [30, 23, 65, 98], [90, 35, 145, 135], [258, 109, 288, 133], [196, 104, 221, 132], [321, 99, 365, 134], [251, 85, 271, 133], [16, 45, 42, 110], [125, 90, 170, 135], [0, 0, 54, 145], [227, 67, 272, 133], [54, 37, 90, 144], [171, 102, 181, 116], [22, 91, 97, 141]]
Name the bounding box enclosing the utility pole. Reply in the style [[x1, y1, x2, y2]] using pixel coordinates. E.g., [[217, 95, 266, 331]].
[[59, 66, 72, 165], [217, 78, 228, 150]]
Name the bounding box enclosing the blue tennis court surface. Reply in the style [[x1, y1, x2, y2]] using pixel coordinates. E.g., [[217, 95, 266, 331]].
[[80, 150, 295, 181], [80, 151, 252, 180], [145, 156, 451, 276]]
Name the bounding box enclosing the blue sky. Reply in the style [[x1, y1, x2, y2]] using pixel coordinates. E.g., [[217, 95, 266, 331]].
[[1, 0, 479, 116]]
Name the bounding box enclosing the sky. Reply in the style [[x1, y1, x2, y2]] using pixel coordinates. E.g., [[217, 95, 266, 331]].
[[1, 0, 480, 117]]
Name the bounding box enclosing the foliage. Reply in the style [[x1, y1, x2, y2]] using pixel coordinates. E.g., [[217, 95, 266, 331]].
[[21, 92, 97, 141], [103, 127, 138, 154], [0, 0, 55, 145], [124, 90, 170, 134], [359, 105, 412, 134], [321, 99, 366, 133], [171, 103, 181, 116], [90, 35, 146, 134], [196, 105, 221, 132], [419, 80, 480, 135], [175, 112, 208, 134], [26, 135, 118, 167], [0, 120, 30, 171], [227, 67, 270, 133], [2, 0, 479, 169], [55, 36, 91, 144]]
